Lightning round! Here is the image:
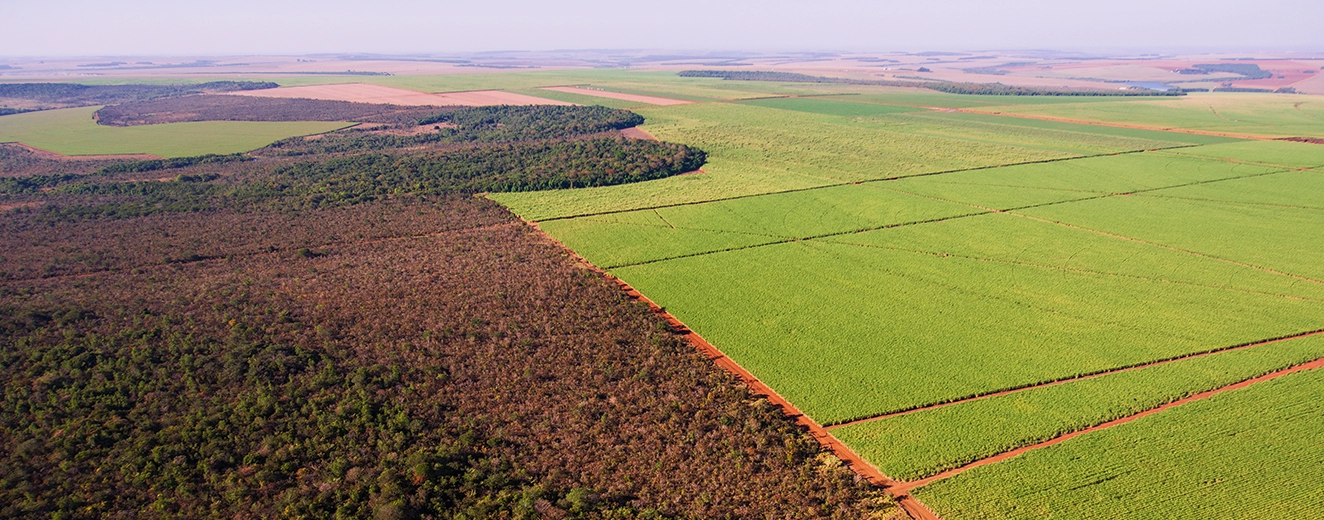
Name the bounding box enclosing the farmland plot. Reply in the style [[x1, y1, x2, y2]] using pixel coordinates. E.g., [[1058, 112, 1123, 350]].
[[610, 240, 1324, 425], [833, 333, 1324, 481], [912, 367, 1324, 519]]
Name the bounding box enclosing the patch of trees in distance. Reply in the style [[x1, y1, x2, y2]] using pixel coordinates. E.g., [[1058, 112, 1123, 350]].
[[94, 96, 441, 127], [679, 70, 1186, 96], [0, 81, 278, 111]]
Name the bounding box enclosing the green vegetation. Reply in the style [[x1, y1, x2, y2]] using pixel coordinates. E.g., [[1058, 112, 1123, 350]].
[[0, 81, 276, 110], [969, 93, 1324, 138], [834, 333, 1324, 481], [0, 106, 350, 157], [1158, 139, 1324, 168], [735, 97, 922, 117], [609, 239, 1322, 425], [491, 101, 1202, 220], [679, 70, 1185, 96], [1023, 194, 1324, 281], [913, 367, 1324, 519]]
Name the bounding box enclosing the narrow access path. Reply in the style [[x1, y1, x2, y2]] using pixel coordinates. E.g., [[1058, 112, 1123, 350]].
[[827, 328, 1324, 429], [889, 356, 1324, 495], [534, 146, 1191, 223], [949, 107, 1283, 141]]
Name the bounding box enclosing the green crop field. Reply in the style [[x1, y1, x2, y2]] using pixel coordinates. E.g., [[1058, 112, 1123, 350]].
[[488, 73, 1324, 516], [0, 106, 350, 157], [912, 367, 1324, 519], [833, 333, 1324, 481], [968, 92, 1324, 138]]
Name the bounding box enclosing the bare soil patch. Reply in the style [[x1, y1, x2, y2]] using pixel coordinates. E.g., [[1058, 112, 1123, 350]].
[[228, 83, 573, 106], [541, 86, 690, 106], [619, 127, 657, 140]]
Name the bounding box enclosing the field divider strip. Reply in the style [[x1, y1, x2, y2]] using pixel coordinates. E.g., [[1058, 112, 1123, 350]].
[[1132, 192, 1324, 212], [1, 220, 522, 285], [533, 146, 1199, 223], [825, 328, 1324, 430], [513, 215, 944, 520], [1007, 211, 1324, 287], [889, 355, 1324, 495], [949, 108, 1282, 141], [602, 210, 992, 270], [814, 240, 1324, 304]]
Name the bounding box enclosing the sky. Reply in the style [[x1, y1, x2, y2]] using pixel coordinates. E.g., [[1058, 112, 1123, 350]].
[[2, 0, 1322, 56]]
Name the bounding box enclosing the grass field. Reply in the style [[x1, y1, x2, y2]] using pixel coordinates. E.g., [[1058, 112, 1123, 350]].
[[913, 367, 1324, 519], [0, 106, 350, 157]]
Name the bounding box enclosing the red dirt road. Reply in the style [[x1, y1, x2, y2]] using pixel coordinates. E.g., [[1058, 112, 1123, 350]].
[[828, 328, 1324, 430], [891, 356, 1324, 496], [950, 107, 1286, 141]]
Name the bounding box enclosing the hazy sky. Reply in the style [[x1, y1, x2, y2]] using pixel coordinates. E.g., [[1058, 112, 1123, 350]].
[[3, 0, 1322, 56]]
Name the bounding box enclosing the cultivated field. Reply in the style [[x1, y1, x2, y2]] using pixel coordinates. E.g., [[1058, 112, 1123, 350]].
[[0, 105, 350, 157], [541, 86, 691, 106], [228, 82, 574, 106], [491, 79, 1324, 519]]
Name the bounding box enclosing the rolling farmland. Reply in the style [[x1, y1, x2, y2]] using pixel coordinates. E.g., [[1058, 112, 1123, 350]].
[[0, 105, 350, 157], [494, 83, 1324, 518], [5, 66, 1322, 517]]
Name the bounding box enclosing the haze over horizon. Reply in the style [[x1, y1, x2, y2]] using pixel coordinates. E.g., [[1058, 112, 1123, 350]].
[[3, 0, 1322, 57]]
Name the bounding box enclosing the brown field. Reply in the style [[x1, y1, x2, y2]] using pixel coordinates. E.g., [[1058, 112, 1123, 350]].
[[541, 86, 691, 106], [227, 83, 573, 106]]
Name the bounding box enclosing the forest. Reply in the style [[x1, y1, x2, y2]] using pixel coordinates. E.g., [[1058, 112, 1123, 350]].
[[0, 99, 899, 518]]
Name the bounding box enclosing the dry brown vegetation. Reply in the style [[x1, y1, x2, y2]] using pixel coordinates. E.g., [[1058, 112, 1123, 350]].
[[1, 194, 899, 519], [228, 84, 574, 106]]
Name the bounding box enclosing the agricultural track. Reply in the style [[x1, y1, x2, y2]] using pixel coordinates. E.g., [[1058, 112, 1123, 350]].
[[534, 146, 1199, 223], [889, 356, 1324, 496], [949, 108, 1286, 141]]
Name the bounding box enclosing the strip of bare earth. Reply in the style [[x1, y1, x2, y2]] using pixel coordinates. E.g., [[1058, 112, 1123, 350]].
[[891, 356, 1324, 496]]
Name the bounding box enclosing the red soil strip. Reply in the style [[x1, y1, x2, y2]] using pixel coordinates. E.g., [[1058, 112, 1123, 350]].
[[619, 127, 658, 140], [541, 86, 691, 106], [951, 108, 1284, 141], [891, 356, 1324, 495], [827, 328, 1324, 430], [508, 214, 944, 520], [228, 83, 573, 106]]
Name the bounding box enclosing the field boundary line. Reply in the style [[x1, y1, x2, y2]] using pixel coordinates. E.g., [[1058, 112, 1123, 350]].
[[949, 108, 1282, 141], [815, 240, 1324, 304], [510, 214, 943, 520], [602, 210, 991, 270], [890, 355, 1324, 495], [826, 328, 1324, 430], [534, 146, 1198, 223], [1133, 192, 1324, 212], [1008, 211, 1324, 287]]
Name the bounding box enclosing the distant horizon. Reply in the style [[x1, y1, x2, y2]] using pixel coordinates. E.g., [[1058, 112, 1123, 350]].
[[4, 0, 1321, 57]]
